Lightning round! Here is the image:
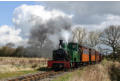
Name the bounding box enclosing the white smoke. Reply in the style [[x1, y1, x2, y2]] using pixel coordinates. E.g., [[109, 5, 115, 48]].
[[61, 30, 72, 43], [13, 4, 73, 48]]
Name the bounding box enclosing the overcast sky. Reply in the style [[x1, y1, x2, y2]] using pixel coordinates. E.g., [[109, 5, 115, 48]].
[[0, 1, 120, 46], [45, 2, 120, 23]]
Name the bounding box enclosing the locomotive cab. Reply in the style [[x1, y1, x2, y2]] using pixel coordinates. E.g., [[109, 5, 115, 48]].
[[67, 43, 81, 67], [68, 43, 80, 62]]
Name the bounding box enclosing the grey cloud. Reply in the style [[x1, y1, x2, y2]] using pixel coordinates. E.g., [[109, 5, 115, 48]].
[[43, 1, 120, 25]]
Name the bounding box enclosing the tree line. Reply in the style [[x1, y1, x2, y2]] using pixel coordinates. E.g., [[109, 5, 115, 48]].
[[0, 45, 24, 57], [72, 25, 120, 61], [0, 25, 120, 61]]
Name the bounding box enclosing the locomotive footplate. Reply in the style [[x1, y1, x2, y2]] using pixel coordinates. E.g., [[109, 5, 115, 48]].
[[48, 60, 70, 70]]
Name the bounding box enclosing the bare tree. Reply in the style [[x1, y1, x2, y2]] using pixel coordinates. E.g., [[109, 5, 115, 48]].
[[72, 27, 86, 45], [100, 25, 120, 55], [6, 43, 15, 48], [29, 24, 48, 48], [87, 30, 100, 48]]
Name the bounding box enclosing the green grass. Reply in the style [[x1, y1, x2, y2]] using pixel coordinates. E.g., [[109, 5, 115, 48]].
[[52, 72, 72, 81], [52, 68, 84, 81], [0, 70, 38, 79]]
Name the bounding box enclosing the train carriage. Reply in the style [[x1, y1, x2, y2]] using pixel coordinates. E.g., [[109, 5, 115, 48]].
[[91, 49, 96, 63], [95, 51, 100, 62], [80, 46, 89, 64]]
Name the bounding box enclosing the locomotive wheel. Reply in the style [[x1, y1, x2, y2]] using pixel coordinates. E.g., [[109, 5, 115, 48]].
[[52, 63, 64, 71]]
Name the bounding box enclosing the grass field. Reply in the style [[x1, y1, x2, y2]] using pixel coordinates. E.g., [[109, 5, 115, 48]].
[[52, 59, 120, 81], [1, 57, 120, 81], [0, 57, 48, 79], [0, 70, 38, 79]]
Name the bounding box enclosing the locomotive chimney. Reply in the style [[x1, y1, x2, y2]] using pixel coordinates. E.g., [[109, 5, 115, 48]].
[[59, 40, 63, 48]]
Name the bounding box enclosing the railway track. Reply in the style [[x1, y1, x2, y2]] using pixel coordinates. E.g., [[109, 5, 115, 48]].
[[7, 71, 63, 81], [7, 66, 84, 81]]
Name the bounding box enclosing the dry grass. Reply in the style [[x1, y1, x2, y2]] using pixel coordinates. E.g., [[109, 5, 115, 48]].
[[0, 57, 48, 79], [0, 57, 47, 65], [53, 59, 120, 81], [0, 57, 48, 73], [70, 63, 110, 81]]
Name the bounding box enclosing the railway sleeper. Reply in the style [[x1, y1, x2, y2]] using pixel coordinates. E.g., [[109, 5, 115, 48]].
[[8, 79, 19, 81], [32, 75, 39, 80]]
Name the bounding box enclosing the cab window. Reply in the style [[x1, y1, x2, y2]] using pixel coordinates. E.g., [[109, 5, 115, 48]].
[[83, 49, 89, 54], [68, 43, 78, 51]]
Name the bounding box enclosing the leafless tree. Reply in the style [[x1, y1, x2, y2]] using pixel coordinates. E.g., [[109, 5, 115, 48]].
[[100, 25, 120, 55], [72, 27, 87, 45], [29, 24, 48, 48], [87, 30, 101, 49], [6, 43, 15, 48]]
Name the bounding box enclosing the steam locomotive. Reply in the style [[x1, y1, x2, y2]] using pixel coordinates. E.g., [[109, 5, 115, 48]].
[[48, 40, 102, 70]]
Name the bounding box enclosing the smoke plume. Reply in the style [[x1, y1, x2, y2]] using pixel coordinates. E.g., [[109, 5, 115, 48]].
[[29, 15, 73, 47], [13, 4, 73, 57]]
